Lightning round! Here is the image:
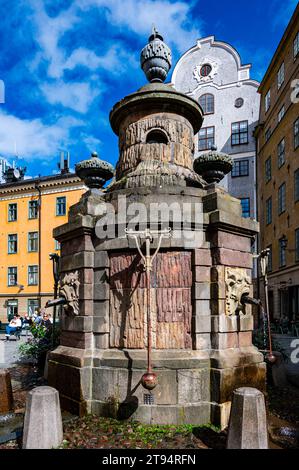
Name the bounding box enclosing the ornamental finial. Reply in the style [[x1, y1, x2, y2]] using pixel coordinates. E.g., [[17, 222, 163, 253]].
[[140, 29, 172, 83]]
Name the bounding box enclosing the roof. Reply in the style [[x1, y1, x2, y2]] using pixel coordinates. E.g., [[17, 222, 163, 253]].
[[0, 172, 83, 194]]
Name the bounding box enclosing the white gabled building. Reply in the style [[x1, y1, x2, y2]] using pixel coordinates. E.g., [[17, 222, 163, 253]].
[[172, 36, 260, 220]]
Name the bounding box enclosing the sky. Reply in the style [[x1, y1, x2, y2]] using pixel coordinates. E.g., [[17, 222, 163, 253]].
[[0, 0, 297, 177]]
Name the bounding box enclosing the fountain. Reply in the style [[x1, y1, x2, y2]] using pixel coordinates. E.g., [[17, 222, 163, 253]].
[[47, 29, 266, 428]]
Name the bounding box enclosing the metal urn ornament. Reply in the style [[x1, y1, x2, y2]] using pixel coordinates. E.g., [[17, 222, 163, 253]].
[[75, 152, 114, 189], [140, 26, 172, 83], [193, 146, 233, 184]]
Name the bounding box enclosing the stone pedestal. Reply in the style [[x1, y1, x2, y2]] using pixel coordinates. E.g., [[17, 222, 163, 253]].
[[0, 369, 14, 413], [227, 387, 268, 449], [48, 185, 265, 427], [22, 386, 63, 449]]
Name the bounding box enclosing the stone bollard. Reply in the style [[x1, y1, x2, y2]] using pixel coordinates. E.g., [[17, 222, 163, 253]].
[[0, 369, 14, 413], [227, 387, 268, 449], [22, 386, 63, 449]]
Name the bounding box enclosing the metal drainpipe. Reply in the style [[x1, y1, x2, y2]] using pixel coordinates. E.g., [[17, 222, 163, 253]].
[[35, 182, 42, 308], [254, 125, 261, 329]]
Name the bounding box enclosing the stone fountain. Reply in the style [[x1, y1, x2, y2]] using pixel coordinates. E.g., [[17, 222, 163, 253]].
[[47, 30, 265, 428]]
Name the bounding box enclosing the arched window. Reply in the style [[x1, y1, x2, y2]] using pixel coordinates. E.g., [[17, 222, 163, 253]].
[[199, 94, 215, 115], [146, 129, 168, 144]]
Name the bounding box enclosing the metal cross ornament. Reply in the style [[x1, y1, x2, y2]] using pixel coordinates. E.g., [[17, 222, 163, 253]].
[[125, 227, 172, 391]]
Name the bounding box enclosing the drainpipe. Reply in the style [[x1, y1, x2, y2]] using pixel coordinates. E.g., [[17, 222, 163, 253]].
[[35, 182, 42, 308]]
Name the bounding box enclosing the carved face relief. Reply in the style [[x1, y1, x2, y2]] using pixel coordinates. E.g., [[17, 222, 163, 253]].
[[59, 271, 80, 316], [225, 268, 250, 316]]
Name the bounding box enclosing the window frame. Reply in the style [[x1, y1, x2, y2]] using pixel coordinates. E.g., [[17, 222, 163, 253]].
[[278, 105, 285, 123], [8, 203, 17, 222], [278, 183, 286, 215], [294, 31, 299, 59], [8, 233, 18, 254], [240, 197, 251, 218], [266, 197, 272, 225], [198, 126, 215, 151], [294, 118, 299, 150], [28, 231, 39, 252], [277, 138, 286, 168], [279, 238, 287, 268], [277, 62, 285, 90], [265, 156, 272, 183], [8, 266, 17, 286], [28, 200, 39, 219], [56, 196, 67, 217], [28, 265, 38, 286], [231, 159, 249, 178], [199, 93, 215, 115], [295, 168, 299, 202], [231, 120, 249, 146], [296, 229, 299, 263], [28, 299, 40, 317], [7, 300, 18, 320], [265, 89, 271, 113]]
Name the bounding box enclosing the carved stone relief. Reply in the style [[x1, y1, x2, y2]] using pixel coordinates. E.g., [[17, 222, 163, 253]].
[[59, 271, 80, 316], [225, 268, 250, 316]]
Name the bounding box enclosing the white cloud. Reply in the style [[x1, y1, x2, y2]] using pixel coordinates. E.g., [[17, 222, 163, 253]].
[[78, 0, 202, 52], [0, 110, 83, 159], [41, 80, 100, 113]]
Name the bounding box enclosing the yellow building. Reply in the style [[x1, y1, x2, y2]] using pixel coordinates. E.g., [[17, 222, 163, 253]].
[[0, 172, 86, 323], [255, 4, 299, 321]]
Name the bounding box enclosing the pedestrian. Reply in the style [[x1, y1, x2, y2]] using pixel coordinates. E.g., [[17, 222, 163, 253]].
[[5, 314, 22, 340]]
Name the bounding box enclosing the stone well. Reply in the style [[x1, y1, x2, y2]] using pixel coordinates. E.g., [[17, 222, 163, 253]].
[[48, 30, 265, 428]]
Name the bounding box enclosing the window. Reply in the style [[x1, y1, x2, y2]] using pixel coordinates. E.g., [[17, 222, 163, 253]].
[[294, 118, 299, 149], [296, 229, 299, 263], [240, 198, 250, 218], [8, 203, 17, 222], [278, 139, 285, 168], [231, 160, 249, 177], [266, 197, 272, 225], [278, 183, 286, 215], [265, 128, 272, 142], [56, 196, 66, 216], [278, 106, 285, 123], [198, 126, 215, 151], [235, 98, 244, 108], [29, 200, 39, 219], [267, 246, 273, 273], [28, 265, 38, 285], [265, 157, 272, 183], [265, 89, 271, 112], [294, 31, 299, 58], [28, 232, 38, 252], [277, 63, 285, 89], [295, 169, 299, 202], [200, 64, 212, 77], [231, 121, 248, 146], [8, 267, 17, 286], [8, 234, 17, 254], [279, 238, 287, 267], [146, 130, 168, 144], [199, 94, 214, 115], [28, 299, 39, 317], [55, 240, 61, 251], [7, 300, 18, 321]]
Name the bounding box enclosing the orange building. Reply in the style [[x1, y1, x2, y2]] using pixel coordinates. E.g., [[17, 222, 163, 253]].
[[0, 172, 85, 323]]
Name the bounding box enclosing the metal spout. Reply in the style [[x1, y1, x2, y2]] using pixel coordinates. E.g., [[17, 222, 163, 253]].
[[45, 297, 67, 308], [241, 294, 262, 307]]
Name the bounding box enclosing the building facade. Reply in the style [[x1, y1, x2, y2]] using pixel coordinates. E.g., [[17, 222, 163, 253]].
[[0, 173, 86, 323], [172, 36, 260, 220], [255, 4, 299, 321]]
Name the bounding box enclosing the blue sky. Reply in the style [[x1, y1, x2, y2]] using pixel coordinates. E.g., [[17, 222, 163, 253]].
[[0, 0, 297, 177]]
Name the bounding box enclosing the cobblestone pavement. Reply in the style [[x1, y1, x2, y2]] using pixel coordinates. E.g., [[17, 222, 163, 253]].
[[0, 332, 31, 368]]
